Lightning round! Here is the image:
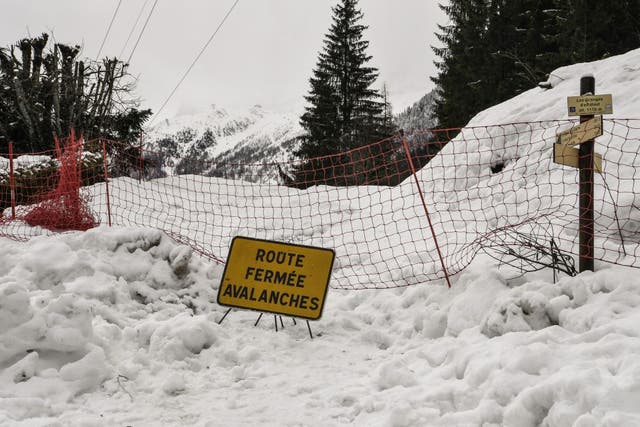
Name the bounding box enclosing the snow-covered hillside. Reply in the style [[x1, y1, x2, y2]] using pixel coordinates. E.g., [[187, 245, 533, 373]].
[[144, 105, 303, 182], [2, 50, 640, 426], [394, 89, 437, 131]]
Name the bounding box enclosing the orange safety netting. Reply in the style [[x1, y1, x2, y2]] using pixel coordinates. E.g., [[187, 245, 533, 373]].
[[1, 119, 640, 289], [1, 131, 98, 234]]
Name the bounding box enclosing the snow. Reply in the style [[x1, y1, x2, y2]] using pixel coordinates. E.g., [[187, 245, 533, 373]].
[[146, 104, 303, 161], [2, 50, 640, 425]]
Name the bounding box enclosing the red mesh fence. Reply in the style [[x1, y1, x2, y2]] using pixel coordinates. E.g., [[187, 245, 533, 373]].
[[20, 132, 98, 232], [1, 119, 640, 289]]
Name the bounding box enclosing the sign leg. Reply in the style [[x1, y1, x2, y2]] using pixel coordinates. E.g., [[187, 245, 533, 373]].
[[218, 308, 232, 325], [254, 313, 263, 327], [306, 320, 313, 339]]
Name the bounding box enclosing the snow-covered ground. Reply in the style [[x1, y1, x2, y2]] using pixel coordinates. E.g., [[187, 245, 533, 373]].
[[1, 228, 639, 426], [2, 50, 640, 426]]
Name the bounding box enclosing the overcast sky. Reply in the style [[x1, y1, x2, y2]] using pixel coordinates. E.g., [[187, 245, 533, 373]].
[[1, 1, 448, 121]]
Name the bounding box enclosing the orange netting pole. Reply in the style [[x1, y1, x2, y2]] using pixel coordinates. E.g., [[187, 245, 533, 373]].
[[400, 130, 452, 288], [8, 141, 15, 219], [102, 140, 112, 227]]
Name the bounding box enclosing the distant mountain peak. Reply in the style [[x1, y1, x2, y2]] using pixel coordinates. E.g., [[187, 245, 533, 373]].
[[144, 104, 304, 183]]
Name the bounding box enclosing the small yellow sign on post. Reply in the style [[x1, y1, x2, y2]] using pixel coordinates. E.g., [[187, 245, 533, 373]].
[[217, 236, 335, 320], [554, 144, 602, 173], [567, 94, 613, 116], [556, 116, 603, 146]]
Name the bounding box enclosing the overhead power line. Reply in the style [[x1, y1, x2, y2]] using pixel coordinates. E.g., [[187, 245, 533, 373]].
[[96, 0, 123, 60], [126, 0, 159, 65], [119, 0, 150, 59], [149, 0, 241, 126]]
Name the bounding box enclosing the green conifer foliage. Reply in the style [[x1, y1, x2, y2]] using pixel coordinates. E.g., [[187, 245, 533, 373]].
[[294, 0, 393, 186]]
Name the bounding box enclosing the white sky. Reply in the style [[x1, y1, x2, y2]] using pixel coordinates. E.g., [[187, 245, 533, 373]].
[[0, 0, 447, 121]]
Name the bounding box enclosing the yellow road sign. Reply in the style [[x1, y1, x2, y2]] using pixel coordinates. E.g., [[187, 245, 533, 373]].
[[217, 236, 335, 320], [556, 116, 603, 146], [567, 94, 613, 116], [554, 144, 602, 173]]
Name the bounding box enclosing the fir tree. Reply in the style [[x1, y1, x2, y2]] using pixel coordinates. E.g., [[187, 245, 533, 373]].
[[553, 0, 640, 64], [431, 0, 491, 130], [432, 0, 640, 130], [295, 0, 391, 186]]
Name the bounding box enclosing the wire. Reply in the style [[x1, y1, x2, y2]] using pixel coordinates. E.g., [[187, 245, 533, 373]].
[[126, 0, 159, 65], [96, 0, 123, 60], [119, 0, 150, 59], [148, 0, 241, 126]]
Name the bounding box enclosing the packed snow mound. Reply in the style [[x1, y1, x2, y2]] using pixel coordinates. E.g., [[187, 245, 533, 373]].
[[1, 227, 640, 425], [0, 227, 224, 417]]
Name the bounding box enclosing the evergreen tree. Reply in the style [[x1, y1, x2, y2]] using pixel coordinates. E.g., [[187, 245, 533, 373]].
[[295, 0, 391, 186], [553, 0, 640, 64], [380, 82, 396, 135], [431, 0, 491, 130], [431, 0, 640, 130]]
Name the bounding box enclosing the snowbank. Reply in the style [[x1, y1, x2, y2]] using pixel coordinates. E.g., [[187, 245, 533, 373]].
[[1, 227, 639, 425], [0, 227, 224, 424]]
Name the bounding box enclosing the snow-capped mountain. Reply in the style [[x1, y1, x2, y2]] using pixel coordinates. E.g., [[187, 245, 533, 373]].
[[144, 105, 303, 182], [143, 94, 443, 184]]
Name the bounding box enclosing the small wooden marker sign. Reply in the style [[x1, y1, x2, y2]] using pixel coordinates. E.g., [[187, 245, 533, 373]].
[[554, 144, 602, 173], [556, 116, 603, 146], [217, 236, 335, 320], [567, 94, 613, 116]]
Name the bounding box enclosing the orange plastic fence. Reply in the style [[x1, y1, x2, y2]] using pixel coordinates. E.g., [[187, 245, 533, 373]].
[[1, 119, 639, 289]]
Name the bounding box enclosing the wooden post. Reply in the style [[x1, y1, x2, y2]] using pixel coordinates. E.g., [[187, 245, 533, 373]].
[[8, 142, 16, 220], [400, 130, 452, 288], [578, 75, 595, 272], [102, 140, 112, 227]]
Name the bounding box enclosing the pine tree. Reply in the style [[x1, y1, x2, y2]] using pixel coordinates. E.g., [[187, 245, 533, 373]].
[[431, 0, 491, 130], [432, 0, 640, 130], [380, 82, 396, 136], [553, 0, 640, 64], [296, 0, 390, 185]]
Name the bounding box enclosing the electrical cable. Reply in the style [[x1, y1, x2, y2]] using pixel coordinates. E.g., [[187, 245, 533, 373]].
[[148, 0, 240, 126], [96, 0, 123, 60], [119, 0, 150, 59], [126, 0, 159, 64]]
